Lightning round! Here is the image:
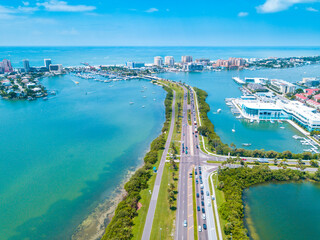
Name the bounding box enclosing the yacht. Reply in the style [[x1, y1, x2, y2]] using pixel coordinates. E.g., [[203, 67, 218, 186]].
[[250, 119, 254, 123], [232, 124, 236, 133], [242, 143, 251, 147], [129, 102, 134, 105], [217, 109, 222, 113]]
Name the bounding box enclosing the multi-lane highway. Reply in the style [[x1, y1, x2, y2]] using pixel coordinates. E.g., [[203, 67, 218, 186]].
[[176, 85, 218, 240]]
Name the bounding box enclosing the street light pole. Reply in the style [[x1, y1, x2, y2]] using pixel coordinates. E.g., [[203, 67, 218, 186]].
[[160, 227, 162, 240]]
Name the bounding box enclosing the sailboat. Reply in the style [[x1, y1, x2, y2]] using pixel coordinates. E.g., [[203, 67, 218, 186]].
[[232, 124, 236, 133]]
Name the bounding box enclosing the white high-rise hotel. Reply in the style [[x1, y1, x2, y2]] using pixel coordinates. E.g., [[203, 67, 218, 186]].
[[165, 56, 175, 66], [154, 56, 163, 66]]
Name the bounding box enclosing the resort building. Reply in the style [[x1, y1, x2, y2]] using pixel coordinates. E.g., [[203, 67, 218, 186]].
[[44, 59, 52, 70], [301, 78, 320, 87], [49, 64, 63, 74], [154, 56, 163, 66], [183, 63, 204, 72], [269, 79, 296, 94]]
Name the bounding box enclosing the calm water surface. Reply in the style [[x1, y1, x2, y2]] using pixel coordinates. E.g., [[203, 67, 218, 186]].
[[243, 182, 320, 240], [0, 75, 165, 240]]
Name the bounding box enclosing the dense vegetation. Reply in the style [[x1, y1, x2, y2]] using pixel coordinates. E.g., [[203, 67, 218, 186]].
[[194, 87, 320, 160], [102, 84, 173, 240], [217, 166, 320, 240]]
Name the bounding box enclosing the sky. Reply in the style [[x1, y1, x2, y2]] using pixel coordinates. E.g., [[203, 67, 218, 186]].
[[0, 0, 320, 46]]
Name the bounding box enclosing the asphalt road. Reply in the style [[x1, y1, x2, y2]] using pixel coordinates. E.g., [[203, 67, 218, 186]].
[[141, 90, 176, 240]]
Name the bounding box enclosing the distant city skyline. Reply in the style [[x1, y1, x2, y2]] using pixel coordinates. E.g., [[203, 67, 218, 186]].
[[0, 0, 320, 46]]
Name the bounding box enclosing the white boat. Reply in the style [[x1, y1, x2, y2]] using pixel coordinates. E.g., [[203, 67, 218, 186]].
[[153, 98, 156, 101], [242, 143, 251, 147], [142, 105, 145, 108], [217, 109, 222, 113], [270, 120, 274, 123], [129, 102, 134, 105], [280, 126, 285, 129], [250, 119, 254, 123], [232, 124, 236, 133], [143, 96, 147, 98]]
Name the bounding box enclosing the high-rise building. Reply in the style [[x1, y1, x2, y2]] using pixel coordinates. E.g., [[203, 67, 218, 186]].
[[44, 59, 52, 70], [1, 59, 13, 73], [154, 56, 163, 66], [126, 62, 145, 68], [165, 56, 175, 66], [181, 56, 193, 63], [23, 59, 30, 73]]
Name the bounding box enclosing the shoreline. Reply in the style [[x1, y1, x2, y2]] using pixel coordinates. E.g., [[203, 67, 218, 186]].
[[72, 81, 168, 240], [71, 168, 136, 240]]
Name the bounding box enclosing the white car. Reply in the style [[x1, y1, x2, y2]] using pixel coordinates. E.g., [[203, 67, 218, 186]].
[[198, 225, 202, 232], [183, 220, 187, 227], [202, 214, 206, 220]]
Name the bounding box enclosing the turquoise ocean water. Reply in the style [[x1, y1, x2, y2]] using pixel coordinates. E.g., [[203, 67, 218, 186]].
[[1, 47, 320, 239]]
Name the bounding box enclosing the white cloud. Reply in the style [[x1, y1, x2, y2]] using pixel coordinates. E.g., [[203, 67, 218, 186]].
[[257, 0, 320, 13], [18, 6, 39, 13], [306, 6, 319, 11], [37, 0, 96, 12], [238, 12, 249, 17], [145, 8, 158, 13], [60, 28, 79, 35], [22, 1, 30, 6]]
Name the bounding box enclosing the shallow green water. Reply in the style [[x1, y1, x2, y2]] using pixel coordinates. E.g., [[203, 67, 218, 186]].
[[0, 75, 165, 240], [243, 182, 320, 240]]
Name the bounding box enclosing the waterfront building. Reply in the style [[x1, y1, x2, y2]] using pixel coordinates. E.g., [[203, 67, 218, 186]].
[[49, 64, 63, 74], [126, 62, 145, 69], [215, 57, 246, 69], [44, 59, 52, 70], [269, 79, 296, 94], [164, 56, 175, 66], [154, 56, 163, 66], [183, 62, 204, 72], [181, 55, 193, 63], [302, 77, 320, 87], [237, 99, 320, 131], [314, 94, 320, 101], [195, 58, 210, 66], [23, 59, 30, 73]]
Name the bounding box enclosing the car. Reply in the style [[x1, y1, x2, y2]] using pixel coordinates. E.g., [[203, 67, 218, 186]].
[[206, 191, 209, 196], [201, 195, 204, 200], [196, 193, 199, 198], [186, 151, 188, 154], [202, 214, 206, 220], [195, 135, 197, 138], [200, 179, 203, 184], [202, 208, 205, 213], [183, 220, 187, 227], [197, 206, 200, 211], [195, 176, 198, 179], [195, 166, 197, 170], [196, 145, 199, 149], [195, 171, 197, 175], [201, 190, 204, 195], [196, 179, 198, 184], [198, 225, 202, 232], [199, 170, 202, 175], [198, 166, 201, 170], [201, 201, 204, 206], [203, 224, 207, 230], [200, 184, 204, 189], [199, 176, 202, 180]]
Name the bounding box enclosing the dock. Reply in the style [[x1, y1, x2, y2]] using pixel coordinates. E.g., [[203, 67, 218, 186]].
[[232, 77, 245, 85]]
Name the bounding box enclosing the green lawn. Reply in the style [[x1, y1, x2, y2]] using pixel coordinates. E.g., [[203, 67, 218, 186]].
[[208, 173, 220, 240], [150, 163, 179, 240]]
